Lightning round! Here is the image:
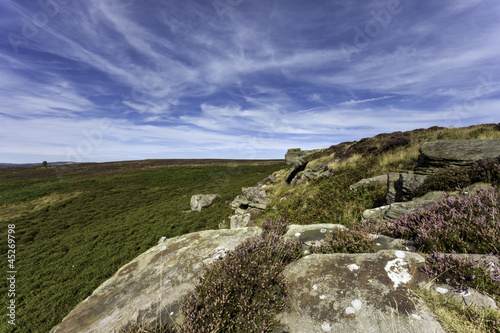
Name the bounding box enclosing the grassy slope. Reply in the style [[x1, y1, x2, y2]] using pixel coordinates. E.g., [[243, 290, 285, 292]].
[[0, 161, 285, 333]]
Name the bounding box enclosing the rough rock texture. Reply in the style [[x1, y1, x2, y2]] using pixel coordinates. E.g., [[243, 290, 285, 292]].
[[290, 164, 334, 186], [284, 224, 415, 252], [50, 227, 262, 333], [416, 139, 500, 174], [277, 251, 444, 333], [350, 174, 391, 192], [190, 194, 219, 211], [386, 172, 428, 204], [431, 285, 498, 310], [363, 191, 442, 221], [229, 186, 271, 229]]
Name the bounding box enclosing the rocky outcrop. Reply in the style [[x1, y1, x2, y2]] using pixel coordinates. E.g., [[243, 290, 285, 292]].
[[362, 191, 442, 222], [386, 172, 428, 204], [276, 251, 444, 333], [290, 163, 334, 186], [416, 139, 500, 174], [285, 148, 322, 184], [430, 284, 498, 310], [190, 194, 219, 211], [284, 224, 415, 252], [50, 227, 262, 333], [349, 174, 391, 191], [229, 185, 271, 228]]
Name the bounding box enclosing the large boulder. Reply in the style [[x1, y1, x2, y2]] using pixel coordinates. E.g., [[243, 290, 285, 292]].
[[416, 139, 500, 173], [285, 148, 318, 184], [190, 194, 219, 211], [386, 172, 428, 204], [231, 186, 271, 210], [276, 251, 444, 333], [49, 227, 262, 333]]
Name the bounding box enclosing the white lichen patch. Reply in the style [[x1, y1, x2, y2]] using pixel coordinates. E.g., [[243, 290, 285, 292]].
[[345, 307, 356, 314], [160, 246, 167, 251], [320, 228, 327, 233], [212, 247, 229, 260], [319, 295, 325, 300], [376, 243, 381, 246], [385, 258, 412, 288], [395, 250, 405, 258], [321, 321, 332, 332], [347, 264, 360, 271], [351, 299, 362, 311], [346, 299, 362, 315], [436, 287, 449, 294], [412, 314, 422, 320], [313, 284, 318, 290], [294, 232, 301, 237]]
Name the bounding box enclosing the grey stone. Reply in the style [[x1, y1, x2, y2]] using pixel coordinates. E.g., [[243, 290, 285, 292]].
[[432, 285, 498, 311], [386, 172, 428, 204], [350, 174, 389, 192], [49, 227, 262, 333], [190, 194, 219, 211], [230, 186, 271, 210], [230, 211, 251, 229], [277, 251, 444, 333], [416, 139, 500, 173]]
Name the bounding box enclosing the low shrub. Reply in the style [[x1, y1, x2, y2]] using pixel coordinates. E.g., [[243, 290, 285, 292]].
[[309, 226, 374, 254], [413, 157, 500, 197], [117, 321, 176, 333], [179, 219, 302, 332], [389, 187, 500, 254], [421, 252, 500, 302], [417, 288, 500, 333], [277, 161, 386, 226]]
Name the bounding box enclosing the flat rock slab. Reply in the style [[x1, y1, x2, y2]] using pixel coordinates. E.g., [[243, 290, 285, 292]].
[[417, 139, 500, 171], [50, 227, 262, 333], [277, 251, 444, 333]]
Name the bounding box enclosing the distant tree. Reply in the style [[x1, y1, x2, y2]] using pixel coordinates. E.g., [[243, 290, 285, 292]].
[[42, 161, 47, 167]]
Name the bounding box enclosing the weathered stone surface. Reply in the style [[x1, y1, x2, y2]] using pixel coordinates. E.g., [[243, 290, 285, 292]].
[[277, 251, 443, 333], [416, 139, 500, 173], [290, 166, 334, 186], [363, 191, 442, 221], [285, 148, 308, 167], [230, 210, 251, 229], [231, 186, 271, 210], [350, 174, 390, 192], [284, 224, 346, 246], [50, 227, 262, 333], [284, 224, 415, 252], [190, 194, 219, 211], [386, 172, 428, 204], [432, 285, 498, 310]]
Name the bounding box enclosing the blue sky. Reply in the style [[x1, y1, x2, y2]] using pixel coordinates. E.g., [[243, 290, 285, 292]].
[[1, 0, 499, 163]]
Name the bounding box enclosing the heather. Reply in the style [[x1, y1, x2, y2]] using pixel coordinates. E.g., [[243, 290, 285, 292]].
[[179, 219, 302, 332], [413, 157, 500, 198], [0, 161, 285, 333], [309, 226, 374, 254], [389, 187, 500, 254], [421, 252, 500, 302]]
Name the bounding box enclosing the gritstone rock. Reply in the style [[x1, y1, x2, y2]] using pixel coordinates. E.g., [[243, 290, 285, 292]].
[[49, 227, 262, 333], [276, 251, 444, 333]]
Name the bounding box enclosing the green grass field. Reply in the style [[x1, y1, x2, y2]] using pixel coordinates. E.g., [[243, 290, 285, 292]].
[[0, 160, 285, 332]]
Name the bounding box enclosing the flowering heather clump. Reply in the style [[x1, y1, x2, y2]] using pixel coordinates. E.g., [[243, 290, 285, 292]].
[[413, 157, 500, 198], [309, 226, 374, 254], [421, 252, 500, 301], [116, 321, 176, 333], [390, 187, 500, 254], [180, 219, 302, 332]]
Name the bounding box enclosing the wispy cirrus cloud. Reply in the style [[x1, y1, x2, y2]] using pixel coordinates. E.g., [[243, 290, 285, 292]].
[[0, 0, 499, 163]]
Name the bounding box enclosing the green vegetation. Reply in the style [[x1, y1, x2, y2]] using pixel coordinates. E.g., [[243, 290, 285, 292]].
[[3, 123, 500, 333], [416, 288, 500, 333], [0, 160, 285, 333], [180, 218, 302, 332]]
